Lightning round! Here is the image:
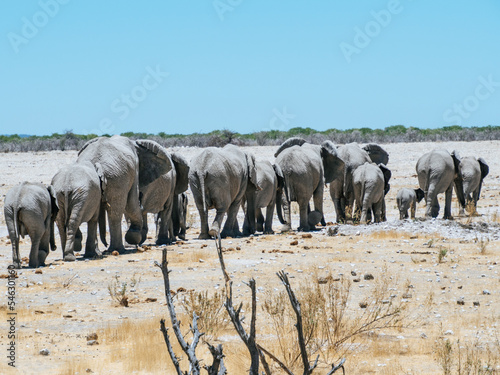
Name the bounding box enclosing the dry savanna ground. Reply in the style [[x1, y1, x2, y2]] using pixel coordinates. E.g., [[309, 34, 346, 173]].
[[0, 141, 499, 374]]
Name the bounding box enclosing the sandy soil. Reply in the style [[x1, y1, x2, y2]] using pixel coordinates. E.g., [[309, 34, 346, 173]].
[[0, 141, 499, 374]]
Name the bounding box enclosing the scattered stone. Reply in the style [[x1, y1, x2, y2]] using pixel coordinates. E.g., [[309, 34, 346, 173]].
[[351, 271, 357, 276], [87, 340, 99, 346], [364, 273, 374, 280], [359, 302, 368, 308], [35, 329, 42, 334], [39, 348, 50, 356], [457, 297, 465, 305], [35, 269, 42, 274], [353, 278, 360, 283], [473, 301, 480, 307], [200, 244, 207, 248], [483, 290, 491, 295], [145, 298, 157, 303], [301, 233, 312, 239], [317, 276, 331, 284], [199, 259, 205, 263], [402, 293, 413, 299], [111, 251, 119, 256], [444, 330, 454, 335], [290, 240, 298, 246], [420, 333, 428, 339], [86, 333, 98, 341]]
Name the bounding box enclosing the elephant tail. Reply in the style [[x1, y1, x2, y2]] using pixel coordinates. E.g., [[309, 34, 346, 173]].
[[99, 201, 108, 247]]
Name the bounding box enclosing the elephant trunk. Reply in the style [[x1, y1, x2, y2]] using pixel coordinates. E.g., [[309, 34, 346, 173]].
[[99, 202, 108, 247], [276, 187, 289, 225]]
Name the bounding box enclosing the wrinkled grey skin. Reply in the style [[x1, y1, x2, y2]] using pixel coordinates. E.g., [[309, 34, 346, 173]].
[[77, 135, 172, 252], [329, 143, 389, 223], [352, 162, 391, 224], [416, 149, 465, 219], [51, 161, 106, 262], [189, 144, 260, 239], [456, 156, 489, 215], [274, 138, 344, 231], [4, 182, 58, 268], [242, 161, 284, 235], [172, 192, 188, 240], [396, 187, 425, 220], [139, 152, 189, 245]]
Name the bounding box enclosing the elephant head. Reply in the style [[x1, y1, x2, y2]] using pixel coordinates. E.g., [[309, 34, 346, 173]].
[[363, 144, 390, 165], [378, 163, 392, 195], [245, 151, 261, 190], [476, 158, 489, 198], [321, 141, 345, 184], [415, 188, 425, 203], [135, 139, 173, 188]]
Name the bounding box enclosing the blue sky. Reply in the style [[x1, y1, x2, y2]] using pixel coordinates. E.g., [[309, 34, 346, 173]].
[[1, 0, 499, 136]]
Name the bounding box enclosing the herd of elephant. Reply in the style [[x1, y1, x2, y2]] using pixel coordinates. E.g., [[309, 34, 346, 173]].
[[3, 135, 489, 269]]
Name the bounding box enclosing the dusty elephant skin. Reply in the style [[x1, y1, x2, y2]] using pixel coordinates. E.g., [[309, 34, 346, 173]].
[[139, 152, 189, 245], [457, 156, 489, 215], [189, 144, 260, 239], [77, 135, 172, 252], [274, 137, 344, 232], [416, 149, 465, 219], [352, 162, 391, 224], [4, 182, 58, 268], [51, 161, 106, 262], [396, 187, 425, 220]]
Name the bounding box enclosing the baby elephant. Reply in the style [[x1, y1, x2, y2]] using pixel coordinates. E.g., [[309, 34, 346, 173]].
[[51, 161, 106, 261], [396, 188, 425, 220], [4, 182, 59, 268]]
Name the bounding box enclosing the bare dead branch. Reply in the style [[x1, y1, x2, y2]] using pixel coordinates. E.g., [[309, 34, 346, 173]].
[[326, 358, 346, 375], [159, 319, 184, 375], [258, 344, 294, 375], [204, 343, 227, 375]]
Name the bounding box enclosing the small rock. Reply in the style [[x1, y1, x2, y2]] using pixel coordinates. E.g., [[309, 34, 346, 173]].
[[87, 340, 99, 346], [301, 233, 312, 239], [483, 290, 491, 295], [359, 302, 368, 308], [420, 333, 428, 339], [111, 251, 119, 256], [457, 298, 465, 305], [290, 240, 298, 246], [35, 269, 42, 274], [364, 273, 374, 280], [199, 259, 205, 263], [351, 270, 357, 276], [473, 301, 480, 307], [444, 330, 454, 335], [39, 348, 50, 356], [353, 278, 360, 282], [402, 293, 413, 299], [145, 297, 157, 303], [35, 329, 42, 334], [86, 333, 98, 341], [327, 227, 338, 236]]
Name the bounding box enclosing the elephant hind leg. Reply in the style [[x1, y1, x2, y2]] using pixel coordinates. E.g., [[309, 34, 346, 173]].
[[221, 200, 242, 238], [256, 208, 265, 232], [443, 185, 453, 220], [84, 219, 102, 259]]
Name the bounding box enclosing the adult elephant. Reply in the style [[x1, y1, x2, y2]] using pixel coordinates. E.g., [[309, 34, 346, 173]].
[[416, 149, 465, 219], [329, 143, 389, 223], [4, 182, 58, 268], [77, 135, 172, 252], [274, 138, 344, 232], [189, 144, 260, 239], [352, 162, 391, 224], [139, 152, 189, 245], [242, 161, 284, 235], [456, 156, 489, 215], [51, 161, 106, 261]]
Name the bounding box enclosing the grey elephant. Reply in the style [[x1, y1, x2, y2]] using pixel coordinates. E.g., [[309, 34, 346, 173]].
[[242, 161, 284, 235], [4, 182, 58, 268], [329, 143, 389, 223], [77, 135, 172, 252], [172, 192, 188, 240], [51, 161, 106, 261], [416, 149, 465, 219], [352, 162, 391, 224], [456, 156, 489, 215], [274, 138, 344, 231], [139, 152, 189, 245], [396, 188, 425, 220], [189, 144, 260, 239]]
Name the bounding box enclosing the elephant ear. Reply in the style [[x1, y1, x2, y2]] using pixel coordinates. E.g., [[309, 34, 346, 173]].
[[172, 152, 190, 195], [451, 150, 466, 208], [272, 163, 285, 189], [415, 188, 425, 203], [378, 164, 392, 195], [363, 144, 389, 165], [478, 158, 489, 180], [78, 137, 102, 156], [94, 162, 108, 201], [47, 185, 59, 219], [245, 152, 261, 190], [321, 141, 345, 184], [135, 140, 172, 188], [274, 137, 307, 158]]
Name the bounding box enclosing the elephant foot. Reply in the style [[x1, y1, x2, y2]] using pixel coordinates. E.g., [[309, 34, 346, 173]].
[[103, 246, 126, 255], [221, 229, 242, 238], [125, 228, 142, 245], [263, 229, 274, 235], [178, 233, 186, 241], [297, 225, 311, 232], [38, 250, 49, 266], [280, 224, 291, 233], [156, 237, 173, 246], [64, 253, 77, 262], [84, 249, 103, 260], [308, 210, 322, 227], [208, 222, 220, 238], [198, 232, 212, 240], [443, 215, 454, 220], [11, 261, 21, 269], [256, 224, 264, 232], [29, 259, 39, 269]]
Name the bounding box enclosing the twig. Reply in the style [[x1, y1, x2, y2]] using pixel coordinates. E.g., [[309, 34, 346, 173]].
[[257, 344, 294, 375], [204, 343, 227, 375], [326, 358, 346, 375], [159, 319, 183, 375]]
